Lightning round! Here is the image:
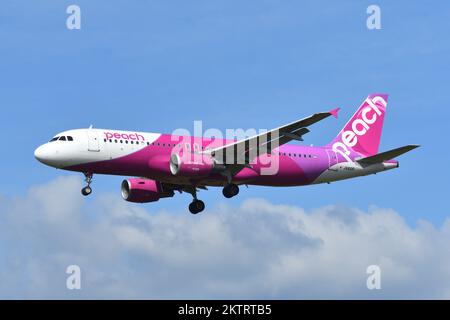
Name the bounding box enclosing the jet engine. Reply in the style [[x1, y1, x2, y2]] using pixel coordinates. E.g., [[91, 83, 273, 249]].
[[170, 153, 223, 177], [121, 178, 174, 203]]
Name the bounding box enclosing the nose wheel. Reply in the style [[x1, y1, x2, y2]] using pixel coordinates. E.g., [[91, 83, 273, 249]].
[[81, 186, 92, 196], [81, 173, 93, 196], [222, 183, 239, 198]]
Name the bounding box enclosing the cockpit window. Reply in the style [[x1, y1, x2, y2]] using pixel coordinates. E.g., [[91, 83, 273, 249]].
[[49, 135, 74, 142]]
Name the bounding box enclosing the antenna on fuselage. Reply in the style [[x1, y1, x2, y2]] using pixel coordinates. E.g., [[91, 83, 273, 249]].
[[89, 124, 93, 129]]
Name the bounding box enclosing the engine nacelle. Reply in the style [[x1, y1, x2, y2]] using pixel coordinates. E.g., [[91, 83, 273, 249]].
[[170, 153, 219, 177], [121, 178, 174, 203]]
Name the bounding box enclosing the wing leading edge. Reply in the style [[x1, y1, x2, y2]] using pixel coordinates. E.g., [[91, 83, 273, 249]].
[[206, 108, 340, 164]]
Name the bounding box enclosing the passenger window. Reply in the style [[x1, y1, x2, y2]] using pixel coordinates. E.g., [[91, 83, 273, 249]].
[[115, 139, 118, 143], [59, 136, 66, 141], [125, 140, 128, 144], [120, 140, 123, 143]]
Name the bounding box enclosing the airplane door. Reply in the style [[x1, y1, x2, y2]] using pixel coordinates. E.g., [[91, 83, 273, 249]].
[[87, 130, 100, 152], [326, 149, 338, 171]]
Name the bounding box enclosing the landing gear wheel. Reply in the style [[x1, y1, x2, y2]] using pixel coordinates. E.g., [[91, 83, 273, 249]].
[[81, 186, 92, 196], [81, 172, 93, 196], [189, 200, 205, 214], [222, 184, 239, 198]]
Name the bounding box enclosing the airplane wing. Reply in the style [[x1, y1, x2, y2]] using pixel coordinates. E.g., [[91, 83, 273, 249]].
[[205, 108, 340, 165], [357, 145, 420, 166]]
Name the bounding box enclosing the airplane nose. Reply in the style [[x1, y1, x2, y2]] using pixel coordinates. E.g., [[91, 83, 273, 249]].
[[34, 145, 46, 162], [34, 144, 54, 165], [34, 144, 64, 168]]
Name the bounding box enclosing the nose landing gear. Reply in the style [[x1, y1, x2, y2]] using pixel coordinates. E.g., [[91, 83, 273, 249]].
[[81, 173, 93, 196]]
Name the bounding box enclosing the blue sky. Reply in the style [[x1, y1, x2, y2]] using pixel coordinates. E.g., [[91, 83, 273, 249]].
[[0, 1, 450, 223], [1, 0, 447, 224], [1, 1, 450, 299]]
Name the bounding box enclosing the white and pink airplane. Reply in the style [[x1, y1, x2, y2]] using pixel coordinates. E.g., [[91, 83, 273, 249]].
[[35, 94, 418, 214]]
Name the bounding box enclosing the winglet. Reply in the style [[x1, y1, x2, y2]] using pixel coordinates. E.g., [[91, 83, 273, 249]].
[[329, 107, 340, 119]]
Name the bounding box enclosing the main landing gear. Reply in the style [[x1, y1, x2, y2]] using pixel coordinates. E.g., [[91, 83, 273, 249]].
[[189, 199, 205, 214], [186, 183, 239, 214], [186, 186, 205, 214], [222, 183, 239, 198], [81, 172, 93, 196]]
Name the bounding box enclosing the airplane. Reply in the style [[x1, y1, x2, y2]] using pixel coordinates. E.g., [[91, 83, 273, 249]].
[[34, 93, 418, 214]]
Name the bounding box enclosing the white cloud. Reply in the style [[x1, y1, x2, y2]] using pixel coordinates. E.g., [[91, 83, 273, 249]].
[[0, 176, 450, 299]]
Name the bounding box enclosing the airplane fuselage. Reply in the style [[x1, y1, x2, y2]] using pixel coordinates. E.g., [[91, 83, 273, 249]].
[[34, 128, 398, 187]]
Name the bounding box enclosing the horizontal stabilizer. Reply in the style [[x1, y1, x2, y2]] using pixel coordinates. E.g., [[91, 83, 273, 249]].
[[357, 145, 419, 166]]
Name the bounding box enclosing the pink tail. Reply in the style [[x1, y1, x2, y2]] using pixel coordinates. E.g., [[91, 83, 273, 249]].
[[328, 93, 388, 157]]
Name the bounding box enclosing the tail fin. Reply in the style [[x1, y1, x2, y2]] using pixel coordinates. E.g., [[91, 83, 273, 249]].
[[328, 93, 388, 157]]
